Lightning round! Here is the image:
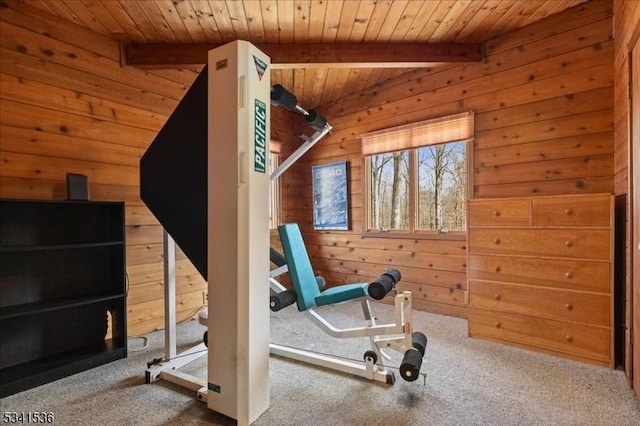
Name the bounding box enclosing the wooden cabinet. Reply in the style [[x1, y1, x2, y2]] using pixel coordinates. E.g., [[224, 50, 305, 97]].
[[467, 194, 613, 367], [0, 199, 127, 397]]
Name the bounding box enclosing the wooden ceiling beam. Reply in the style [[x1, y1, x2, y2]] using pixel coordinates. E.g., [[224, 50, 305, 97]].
[[123, 42, 483, 69]]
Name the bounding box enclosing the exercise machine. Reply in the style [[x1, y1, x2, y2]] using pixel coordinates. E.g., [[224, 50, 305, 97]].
[[269, 223, 427, 384], [140, 40, 426, 425]]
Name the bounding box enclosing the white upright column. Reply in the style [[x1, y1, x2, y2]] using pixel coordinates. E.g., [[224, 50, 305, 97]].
[[207, 41, 271, 425]]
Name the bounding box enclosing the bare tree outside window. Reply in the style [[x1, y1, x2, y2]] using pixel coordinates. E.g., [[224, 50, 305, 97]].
[[369, 151, 409, 230], [418, 142, 466, 231]]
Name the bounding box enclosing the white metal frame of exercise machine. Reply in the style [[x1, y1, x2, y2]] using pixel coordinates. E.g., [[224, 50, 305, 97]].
[[268, 273, 420, 385], [145, 40, 272, 425]]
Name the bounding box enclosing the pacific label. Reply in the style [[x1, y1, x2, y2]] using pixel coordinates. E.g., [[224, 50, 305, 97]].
[[254, 99, 267, 173]]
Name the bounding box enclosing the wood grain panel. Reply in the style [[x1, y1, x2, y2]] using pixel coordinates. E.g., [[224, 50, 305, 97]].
[[468, 307, 611, 364], [468, 228, 611, 260], [468, 254, 611, 293], [469, 280, 610, 326]]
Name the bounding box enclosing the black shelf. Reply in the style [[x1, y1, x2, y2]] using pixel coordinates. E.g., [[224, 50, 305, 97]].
[[0, 240, 123, 253], [0, 294, 125, 320], [0, 339, 126, 398], [0, 199, 127, 397]]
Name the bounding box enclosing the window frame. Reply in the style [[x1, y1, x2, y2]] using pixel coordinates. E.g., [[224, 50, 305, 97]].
[[361, 114, 473, 241]]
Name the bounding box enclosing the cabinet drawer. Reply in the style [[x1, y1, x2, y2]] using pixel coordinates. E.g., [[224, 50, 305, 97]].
[[468, 308, 610, 363], [468, 228, 611, 260], [468, 254, 611, 292], [469, 280, 610, 326], [532, 194, 612, 227], [468, 198, 530, 227]]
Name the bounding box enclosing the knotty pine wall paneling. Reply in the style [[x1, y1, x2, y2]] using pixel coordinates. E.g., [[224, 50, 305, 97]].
[[296, 0, 615, 319]]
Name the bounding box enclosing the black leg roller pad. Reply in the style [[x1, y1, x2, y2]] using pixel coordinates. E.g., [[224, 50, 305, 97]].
[[367, 269, 402, 300], [400, 332, 428, 382], [270, 290, 298, 312]]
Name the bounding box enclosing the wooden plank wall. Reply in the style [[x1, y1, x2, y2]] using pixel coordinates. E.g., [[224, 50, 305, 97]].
[[0, 1, 299, 337], [612, 0, 640, 392], [292, 0, 615, 318]]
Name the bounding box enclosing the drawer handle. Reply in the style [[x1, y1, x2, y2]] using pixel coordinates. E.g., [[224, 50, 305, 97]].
[[564, 240, 573, 248], [494, 294, 501, 301], [493, 210, 501, 217], [495, 321, 502, 329], [564, 208, 573, 215], [494, 266, 501, 273], [493, 237, 501, 245], [566, 335, 574, 343], [565, 272, 573, 279], [565, 303, 573, 311]]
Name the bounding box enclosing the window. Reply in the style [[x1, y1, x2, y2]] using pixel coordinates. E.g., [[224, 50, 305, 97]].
[[362, 112, 473, 238], [269, 144, 282, 229]]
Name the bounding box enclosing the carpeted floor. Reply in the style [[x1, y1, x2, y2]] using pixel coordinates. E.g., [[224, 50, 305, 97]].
[[2, 302, 639, 425]]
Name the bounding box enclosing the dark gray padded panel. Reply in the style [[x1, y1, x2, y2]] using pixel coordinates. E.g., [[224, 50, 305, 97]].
[[140, 67, 208, 279]]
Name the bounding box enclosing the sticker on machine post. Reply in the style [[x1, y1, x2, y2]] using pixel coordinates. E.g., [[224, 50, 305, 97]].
[[253, 55, 268, 80], [254, 99, 267, 173], [209, 383, 221, 393]]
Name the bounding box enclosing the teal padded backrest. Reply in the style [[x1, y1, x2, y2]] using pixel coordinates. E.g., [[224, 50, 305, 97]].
[[278, 223, 320, 311]]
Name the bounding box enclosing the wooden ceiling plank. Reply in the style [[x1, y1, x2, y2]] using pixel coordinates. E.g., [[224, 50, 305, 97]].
[[60, 0, 109, 36], [306, 67, 327, 108], [21, 0, 56, 15], [417, 0, 457, 41], [389, 0, 428, 41], [454, 0, 502, 42], [36, 0, 83, 27], [363, 67, 385, 90], [464, 0, 512, 42], [115, 1, 163, 43], [334, 0, 359, 42], [321, 0, 343, 42], [349, 1, 376, 42], [225, 0, 251, 41], [375, 0, 409, 42], [362, 0, 394, 41], [155, 0, 193, 42], [329, 67, 353, 104], [402, 1, 438, 42], [318, 68, 340, 106], [135, 0, 180, 43], [292, 68, 306, 106], [171, 0, 210, 43], [276, 0, 295, 43], [307, 0, 328, 43], [429, 0, 472, 41], [259, 0, 280, 43], [100, 1, 148, 42], [293, 0, 311, 42], [437, 0, 489, 42], [497, 1, 552, 34], [124, 42, 482, 69], [242, 0, 267, 43], [80, 0, 127, 40], [482, 0, 530, 40], [208, 0, 237, 42], [188, 0, 223, 44]]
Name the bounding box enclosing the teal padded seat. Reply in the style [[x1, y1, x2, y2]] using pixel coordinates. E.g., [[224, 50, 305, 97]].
[[278, 223, 369, 311]]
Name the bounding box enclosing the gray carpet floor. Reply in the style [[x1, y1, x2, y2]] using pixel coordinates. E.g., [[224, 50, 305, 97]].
[[1, 301, 639, 425]]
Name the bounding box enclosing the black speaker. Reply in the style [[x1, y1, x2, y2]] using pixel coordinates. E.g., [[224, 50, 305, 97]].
[[66, 173, 89, 201]]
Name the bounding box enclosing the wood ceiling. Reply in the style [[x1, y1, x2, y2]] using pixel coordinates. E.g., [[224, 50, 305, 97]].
[[25, 0, 590, 109]]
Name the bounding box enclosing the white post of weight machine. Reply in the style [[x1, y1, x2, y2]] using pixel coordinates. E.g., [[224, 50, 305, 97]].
[[207, 41, 271, 424]]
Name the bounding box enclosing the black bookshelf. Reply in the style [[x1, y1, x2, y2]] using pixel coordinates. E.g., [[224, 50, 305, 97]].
[[0, 199, 127, 397]]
